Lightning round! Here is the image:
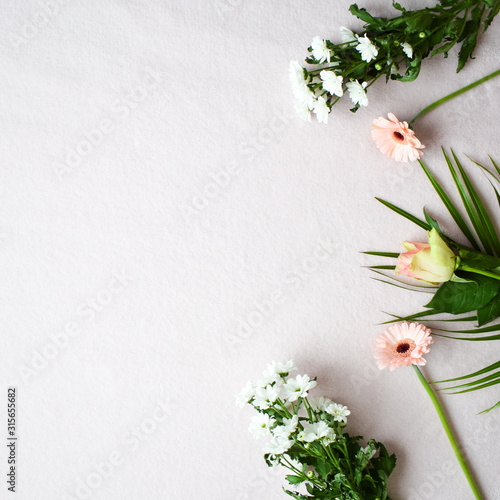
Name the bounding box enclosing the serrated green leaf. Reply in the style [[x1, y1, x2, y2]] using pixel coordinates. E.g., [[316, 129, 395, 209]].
[[285, 474, 305, 485]]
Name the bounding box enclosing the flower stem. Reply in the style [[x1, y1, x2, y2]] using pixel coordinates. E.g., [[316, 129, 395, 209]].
[[409, 68, 500, 128], [459, 265, 500, 281], [413, 365, 483, 500]]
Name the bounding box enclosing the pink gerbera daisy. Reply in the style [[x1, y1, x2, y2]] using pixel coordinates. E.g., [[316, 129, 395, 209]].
[[374, 322, 433, 371], [371, 113, 425, 162]]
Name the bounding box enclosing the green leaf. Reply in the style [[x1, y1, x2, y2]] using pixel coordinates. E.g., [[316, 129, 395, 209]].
[[452, 150, 500, 255], [480, 400, 500, 414], [363, 251, 400, 258], [375, 197, 430, 230], [446, 376, 500, 394], [477, 292, 500, 326], [425, 277, 500, 314], [442, 370, 500, 392], [421, 156, 479, 251], [285, 475, 304, 485], [484, 0, 500, 29], [459, 248, 500, 270], [315, 458, 331, 479], [435, 359, 500, 384]]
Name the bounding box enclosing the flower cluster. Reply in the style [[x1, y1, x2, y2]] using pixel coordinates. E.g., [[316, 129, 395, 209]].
[[237, 361, 396, 499], [291, 0, 499, 123]]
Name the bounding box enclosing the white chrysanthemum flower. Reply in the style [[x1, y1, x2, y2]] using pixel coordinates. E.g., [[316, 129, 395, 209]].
[[356, 35, 378, 63], [257, 367, 280, 388], [346, 80, 368, 107], [235, 380, 257, 407], [340, 26, 357, 43], [293, 82, 316, 109], [266, 360, 297, 378], [401, 42, 413, 59], [286, 456, 304, 471], [249, 413, 276, 439], [298, 421, 332, 442], [320, 71, 343, 97], [322, 428, 336, 446], [326, 403, 351, 423], [264, 435, 293, 455], [253, 385, 280, 410], [309, 396, 333, 412], [282, 374, 317, 402], [312, 96, 330, 124], [273, 415, 299, 438], [293, 100, 312, 122], [311, 36, 332, 63], [289, 60, 306, 88]]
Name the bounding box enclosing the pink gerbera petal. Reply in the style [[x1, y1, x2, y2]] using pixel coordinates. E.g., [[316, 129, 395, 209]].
[[372, 113, 425, 162], [374, 322, 433, 371]]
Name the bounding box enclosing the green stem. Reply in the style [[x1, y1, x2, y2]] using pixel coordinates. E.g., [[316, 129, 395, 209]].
[[413, 365, 483, 500], [460, 265, 500, 281], [409, 68, 500, 127]]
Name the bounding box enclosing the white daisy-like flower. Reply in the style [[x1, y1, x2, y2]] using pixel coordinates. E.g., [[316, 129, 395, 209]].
[[309, 396, 333, 412], [273, 415, 299, 439], [401, 42, 413, 59], [286, 456, 305, 471], [249, 413, 276, 439], [311, 36, 332, 63], [326, 403, 351, 423], [312, 96, 330, 124], [320, 71, 343, 97], [322, 428, 336, 446], [289, 60, 306, 88], [346, 80, 368, 107], [293, 100, 312, 122], [257, 367, 280, 389], [356, 35, 378, 63], [293, 82, 316, 109], [340, 26, 357, 43], [264, 435, 293, 455], [253, 385, 280, 410], [282, 374, 317, 402], [266, 360, 297, 378], [297, 421, 332, 443], [235, 380, 257, 407]]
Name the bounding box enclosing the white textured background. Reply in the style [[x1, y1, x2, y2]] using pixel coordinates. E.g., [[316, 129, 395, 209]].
[[1, 1, 500, 499]]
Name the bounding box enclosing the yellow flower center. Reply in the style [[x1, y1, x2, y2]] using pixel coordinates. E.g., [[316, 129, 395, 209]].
[[393, 338, 416, 358]]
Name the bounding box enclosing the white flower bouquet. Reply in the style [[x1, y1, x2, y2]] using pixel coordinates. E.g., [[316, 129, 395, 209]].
[[291, 0, 500, 123], [237, 361, 396, 499]]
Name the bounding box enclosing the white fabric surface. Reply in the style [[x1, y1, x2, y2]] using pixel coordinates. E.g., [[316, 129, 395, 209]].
[[1, 1, 500, 499]]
